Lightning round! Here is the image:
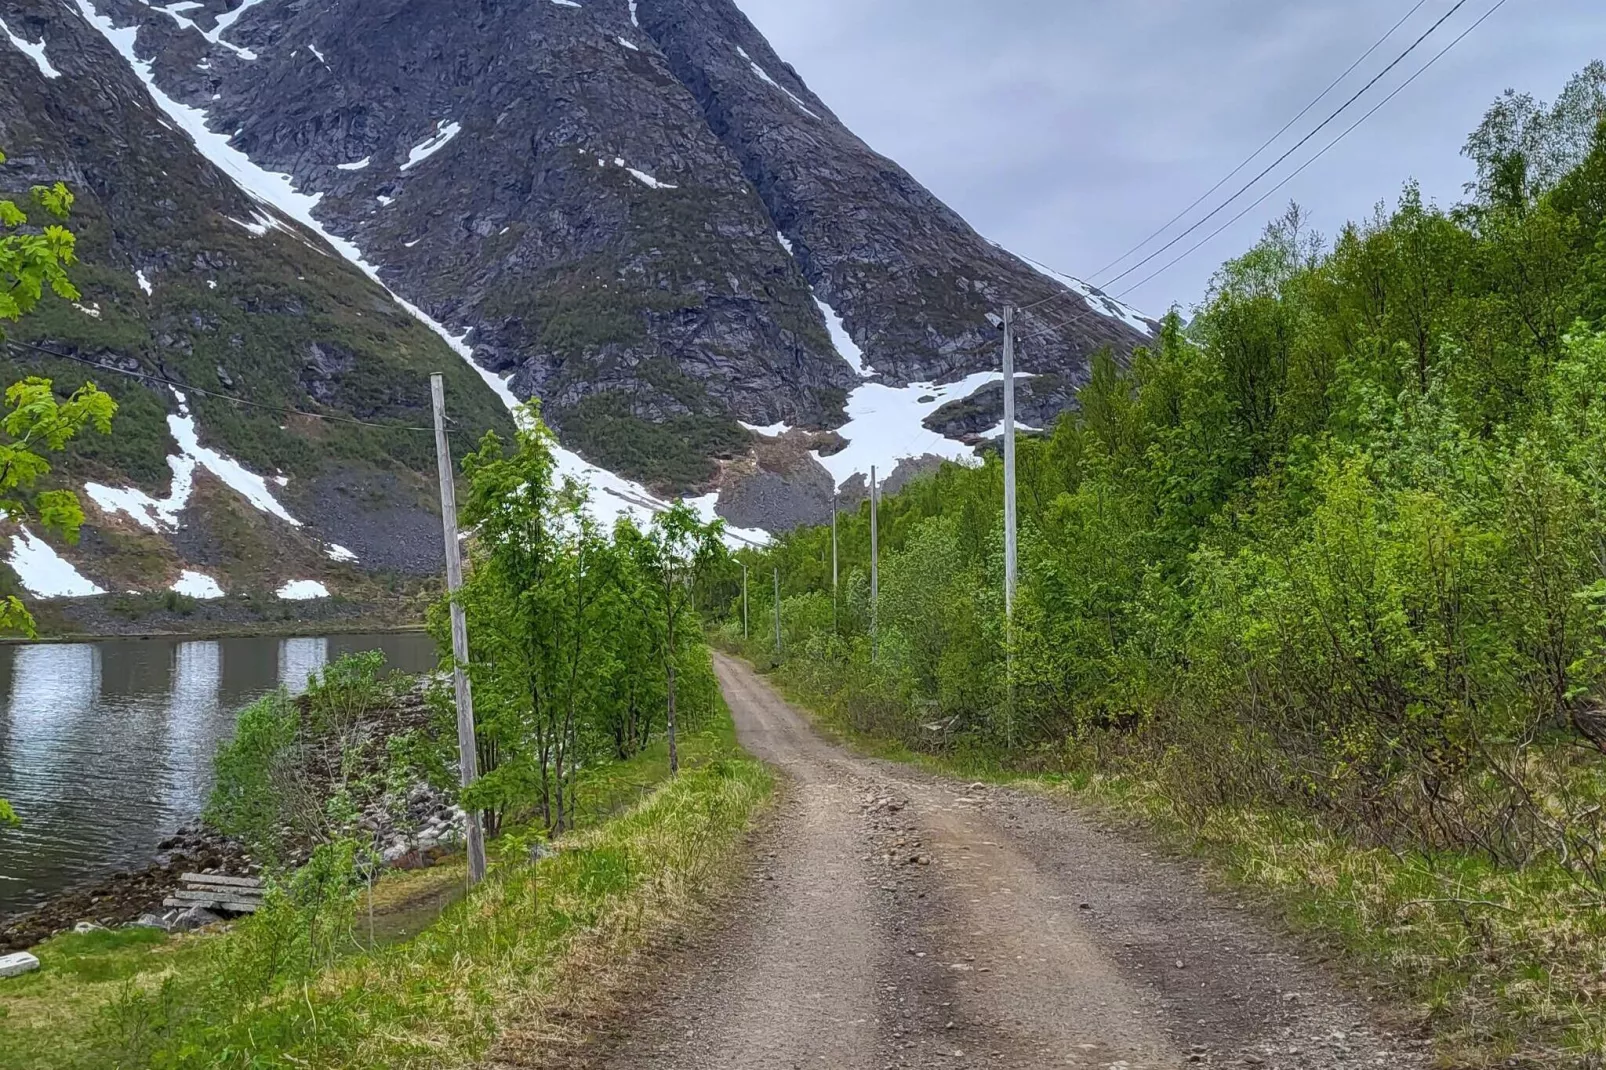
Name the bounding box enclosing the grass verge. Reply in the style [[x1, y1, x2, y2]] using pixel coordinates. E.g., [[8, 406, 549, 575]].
[[0, 710, 771, 1069], [734, 647, 1606, 1069]]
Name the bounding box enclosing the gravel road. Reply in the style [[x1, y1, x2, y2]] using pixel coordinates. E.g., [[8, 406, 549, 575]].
[[586, 653, 1430, 1070]]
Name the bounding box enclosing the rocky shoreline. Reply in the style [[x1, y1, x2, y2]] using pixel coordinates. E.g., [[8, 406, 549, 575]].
[[1, 680, 468, 954], [0, 826, 252, 953]]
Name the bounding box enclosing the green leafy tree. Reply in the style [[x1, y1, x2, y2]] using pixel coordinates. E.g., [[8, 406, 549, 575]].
[[618, 502, 728, 774]]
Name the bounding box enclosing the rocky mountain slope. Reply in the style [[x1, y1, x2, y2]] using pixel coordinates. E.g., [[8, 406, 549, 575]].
[[0, 0, 514, 613], [0, 0, 1154, 611]]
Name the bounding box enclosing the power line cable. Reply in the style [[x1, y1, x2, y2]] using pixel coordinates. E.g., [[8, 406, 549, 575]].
[[1097, 0, 1477, 293], [1004, 0, 1507, 345], [1113, 0, 1512, 300], [1013, 0, 1476, 322], [1089, 0, 1432, 280]]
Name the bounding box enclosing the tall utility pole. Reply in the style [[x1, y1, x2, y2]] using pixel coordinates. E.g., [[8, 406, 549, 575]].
[[773, 567, 782, 655], [1002, 305, 1018, 621], [1000, 308, 1019, 747], [742, 563, 749, 639], [831, 496, 839, 635], [870, 464, 880, 661], [430, 374, 487, 887]]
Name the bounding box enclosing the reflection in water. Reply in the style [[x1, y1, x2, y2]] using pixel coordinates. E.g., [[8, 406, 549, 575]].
[[278, 637, 329, 696], [0, 632, 437, 917]]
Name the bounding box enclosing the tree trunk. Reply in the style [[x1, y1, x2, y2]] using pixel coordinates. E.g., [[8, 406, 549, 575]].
[[666, 658, 679, 775]]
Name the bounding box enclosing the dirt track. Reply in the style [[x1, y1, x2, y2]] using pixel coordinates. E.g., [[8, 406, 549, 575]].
[[588, 653, 1431, 1069]]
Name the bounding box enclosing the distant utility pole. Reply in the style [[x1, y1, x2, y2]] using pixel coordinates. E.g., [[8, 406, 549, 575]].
[[1002, 305, 1018, 621], [831, 496, 839, 636], [870, 464, 880, 662], [430, 373, 487, 887], [773, 567, 782, 656], [1001, 308, 1018, 748], [742, 563, 749, 640]]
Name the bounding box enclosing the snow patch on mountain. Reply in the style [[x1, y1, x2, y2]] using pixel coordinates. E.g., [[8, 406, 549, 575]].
[[979, 417, 1044, 439], [136, 269, 152, 295], [736, 46, 820, 120], [1005, 248, 1154, 337], [813, 371, 1020, 491], [8, 527, 104, 598], [617, 36, 638, 51], [86, 391, 300, 531], [171, 570, 224, 599], [336, 156, 370, 171], [740, 420, 792, 437], [277, 580, 330, 600], [326, 543, 358, 562], [774, 232, 870, 377], [604, 156, 676, 189], [0, 17, 61, 78], [402, 121, 461, 171]]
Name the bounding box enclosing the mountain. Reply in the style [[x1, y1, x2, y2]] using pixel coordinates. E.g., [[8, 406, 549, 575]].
[[0, 0, 1154, 617], [0, 0, 515, 624]]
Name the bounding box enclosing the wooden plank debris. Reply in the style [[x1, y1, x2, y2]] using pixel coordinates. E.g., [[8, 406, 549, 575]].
[[164, 873, 265, 915]]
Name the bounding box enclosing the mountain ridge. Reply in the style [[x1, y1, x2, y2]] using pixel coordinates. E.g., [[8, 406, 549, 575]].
[[0, 0, 1154, 615]]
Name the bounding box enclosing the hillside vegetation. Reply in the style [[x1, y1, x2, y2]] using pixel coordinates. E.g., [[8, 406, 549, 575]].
[[723, 66, 1606, 1064]]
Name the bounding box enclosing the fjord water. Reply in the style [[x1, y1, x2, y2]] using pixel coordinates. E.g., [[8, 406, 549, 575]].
[[0, 633, 437, 918]]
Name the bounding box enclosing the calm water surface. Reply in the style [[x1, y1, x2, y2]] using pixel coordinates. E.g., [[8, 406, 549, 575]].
[[0, 632, 438, 917]]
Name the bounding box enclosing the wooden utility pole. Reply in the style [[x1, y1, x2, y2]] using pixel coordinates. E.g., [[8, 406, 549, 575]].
[[831, 496, 839, 635], [870, 464, 880, 662], [773, 567, 782, 655], [1001, 308, 1019, 747], [430, 374, 487, 887], [1003, 305, 1018, 621]]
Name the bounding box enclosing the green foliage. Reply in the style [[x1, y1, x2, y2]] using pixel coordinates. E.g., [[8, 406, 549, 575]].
[[0, 149, 117, 639], [204, 653, 403, 863], [437, 406, 727, 836], [0, 147, 78, 326], [733, 66, 1606, 884], [202, 691, 302, 860], [0, 797, 18, 829]]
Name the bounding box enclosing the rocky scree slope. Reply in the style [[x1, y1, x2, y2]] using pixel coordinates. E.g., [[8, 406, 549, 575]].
[[0, 0, 514, 612], [74, 0, 1154, 527]]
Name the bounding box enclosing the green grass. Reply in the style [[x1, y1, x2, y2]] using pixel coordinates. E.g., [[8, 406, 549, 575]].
[[0, 702, 772, 1070], [724, 642, 1606, 1069]]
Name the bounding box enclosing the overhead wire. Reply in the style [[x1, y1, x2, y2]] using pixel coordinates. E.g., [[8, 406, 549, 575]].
[[1013, 0, 1482, 320], [1098, 0, 1476, 291], [997, 0, 1509, 349], [1112, 0, 1514, 301], [1088, 0, 1432, 280]]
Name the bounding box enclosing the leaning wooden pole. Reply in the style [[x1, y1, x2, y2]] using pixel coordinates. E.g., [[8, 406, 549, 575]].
[[431, 374, 487, 887]]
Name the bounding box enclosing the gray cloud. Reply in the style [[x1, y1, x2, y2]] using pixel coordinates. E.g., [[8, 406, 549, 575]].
[[735, 0, 1606, 315]]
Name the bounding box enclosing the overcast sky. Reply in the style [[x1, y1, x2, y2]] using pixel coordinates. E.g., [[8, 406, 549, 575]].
[[734, 0, 1606, 317]]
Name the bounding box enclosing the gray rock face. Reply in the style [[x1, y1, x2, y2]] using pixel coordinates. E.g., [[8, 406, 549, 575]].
[[0, 0, 514, 596], [169, 905, 222, 932], [76, 0, 1155, 500]]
